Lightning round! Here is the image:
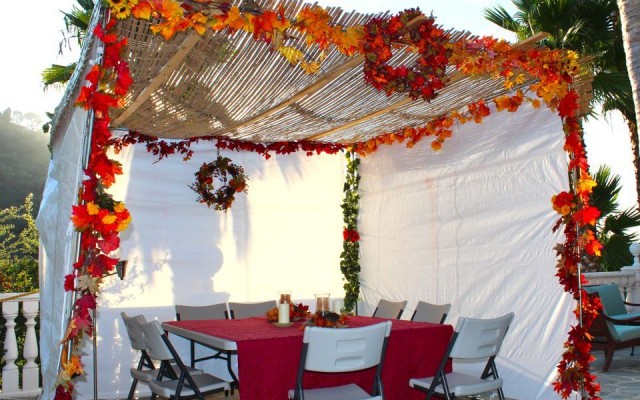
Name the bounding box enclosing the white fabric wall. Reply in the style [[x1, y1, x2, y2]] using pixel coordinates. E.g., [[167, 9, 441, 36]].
[[358, 101, 573, 399], [72, 143, 346, 399], [36, 108, 89, 400]]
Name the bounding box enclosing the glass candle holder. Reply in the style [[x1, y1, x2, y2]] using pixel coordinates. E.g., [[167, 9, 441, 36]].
[[315, 293, 330, 315], [278, 290, 291, 304]]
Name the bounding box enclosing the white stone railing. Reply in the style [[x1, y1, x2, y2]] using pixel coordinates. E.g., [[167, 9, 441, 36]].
[[583, 243, 640, 312], [0, 292, 41, 399]]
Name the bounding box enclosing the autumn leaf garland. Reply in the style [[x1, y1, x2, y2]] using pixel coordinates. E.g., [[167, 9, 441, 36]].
[[55, 19, 133, 400]]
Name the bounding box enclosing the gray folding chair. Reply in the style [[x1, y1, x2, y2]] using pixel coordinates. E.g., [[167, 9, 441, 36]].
[[174, 303, 237, 392], [409, 312, 515, 400], [175, 304, 229, 366], [121, 312, 203, 400], [372, 299, 407, 319], [288, 321, 392, 400], [140, 320, 229, 400], [175, 303, 228, 321], [228, 300, 277, 319], [410, 301, 451, 324]]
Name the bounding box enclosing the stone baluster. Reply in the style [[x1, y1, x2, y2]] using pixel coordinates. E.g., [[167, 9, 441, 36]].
[[21, 299, 41, 392], [1, 300, 20, 393], [621, 243, 640, 312]]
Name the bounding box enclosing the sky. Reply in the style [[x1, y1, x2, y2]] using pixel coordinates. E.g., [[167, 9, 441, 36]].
[[0, 0, 636, 211]]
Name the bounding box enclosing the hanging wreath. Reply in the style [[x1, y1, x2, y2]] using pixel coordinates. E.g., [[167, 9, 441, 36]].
[[190, 156, 249, 211], [362, 9, 452, 101]]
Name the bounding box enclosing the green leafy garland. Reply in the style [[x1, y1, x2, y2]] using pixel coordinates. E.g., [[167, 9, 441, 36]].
[[340, 150, 361, 313]]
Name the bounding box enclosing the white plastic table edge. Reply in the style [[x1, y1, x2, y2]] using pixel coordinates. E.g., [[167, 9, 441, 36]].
[[161, 321, 238, 351]]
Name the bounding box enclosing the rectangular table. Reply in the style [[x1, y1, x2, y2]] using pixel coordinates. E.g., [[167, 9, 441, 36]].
[[162, 316, 453, 400]]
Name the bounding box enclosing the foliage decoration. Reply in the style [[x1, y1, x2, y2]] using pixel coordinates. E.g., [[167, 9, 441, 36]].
[[110, 131, 347, 161], [551, 114, 602, 399], [190, 155, 248, 211], [362, 9, 451, 101], [340, 150, 361, 314], [302, 311, 350, 328], [55, 18, 133, 400]]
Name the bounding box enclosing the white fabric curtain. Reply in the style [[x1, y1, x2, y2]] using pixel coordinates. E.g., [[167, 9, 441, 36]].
[[358, 101, 572, 399], [36, 108, 90, 400], [72, 142, 346, 399]]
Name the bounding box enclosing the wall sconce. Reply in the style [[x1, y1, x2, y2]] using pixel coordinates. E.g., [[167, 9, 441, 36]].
[[110, 259, 127, 280]]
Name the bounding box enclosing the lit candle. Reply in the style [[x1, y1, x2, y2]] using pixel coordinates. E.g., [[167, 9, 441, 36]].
[[278, 303, 290, 323]]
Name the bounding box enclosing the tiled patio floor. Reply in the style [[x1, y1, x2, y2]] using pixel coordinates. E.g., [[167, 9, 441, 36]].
[[592, 349, 640, 399]]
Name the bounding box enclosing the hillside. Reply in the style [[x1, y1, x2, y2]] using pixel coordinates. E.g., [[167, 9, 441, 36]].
[[0, 111, 50, 212]]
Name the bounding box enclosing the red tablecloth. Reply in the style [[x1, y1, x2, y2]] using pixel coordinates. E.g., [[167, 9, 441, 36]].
[[164, 316, 453, 400]]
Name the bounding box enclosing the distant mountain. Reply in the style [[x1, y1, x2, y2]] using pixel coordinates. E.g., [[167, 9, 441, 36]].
[[0, 109, 50, 212]]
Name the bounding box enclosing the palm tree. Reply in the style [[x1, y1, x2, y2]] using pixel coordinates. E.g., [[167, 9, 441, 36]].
[[485, 0, 640, 208], [41, 0, 94, 90], [590, 165, 640, 270], [617, 0, 640, 143]]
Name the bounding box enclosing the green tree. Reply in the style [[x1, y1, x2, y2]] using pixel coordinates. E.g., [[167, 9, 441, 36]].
[[485, 0, 640, 207], [589, 165, 640, 271], [0, 195, 39, 292]]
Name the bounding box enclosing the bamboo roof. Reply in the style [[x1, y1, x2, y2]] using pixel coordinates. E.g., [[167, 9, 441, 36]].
[[52, 0, 592, 143]]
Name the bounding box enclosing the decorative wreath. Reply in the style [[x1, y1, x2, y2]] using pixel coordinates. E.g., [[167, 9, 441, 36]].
[[190, 156, 249, 211], [362, 9, 452, 101]]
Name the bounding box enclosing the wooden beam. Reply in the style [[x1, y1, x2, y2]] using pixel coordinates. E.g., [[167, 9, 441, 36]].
[[305, 31, 550, 141], [229, 16, 429, 134], [112, 33, 202, 126]]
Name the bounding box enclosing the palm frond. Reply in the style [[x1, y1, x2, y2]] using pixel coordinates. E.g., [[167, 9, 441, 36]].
[[484, 6, 522, 34], [41, 63, 77, 90], [590, 165, 621, 216], [602, 208, 640, 238], [598, 234, 634, 271]]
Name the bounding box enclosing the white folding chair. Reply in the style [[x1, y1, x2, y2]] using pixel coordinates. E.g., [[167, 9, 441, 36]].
[[372, 299, 407, 319], [410, 301, 451, 324], [409, 312, 515, 400], [120, 313, 204, 400], [288, 321, 392, 400], [228, 300, 277, 319], [140, 320, 230, 400]]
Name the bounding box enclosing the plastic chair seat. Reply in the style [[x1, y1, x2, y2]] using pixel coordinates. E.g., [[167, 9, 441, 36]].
[[410, 372, 504, 397], [148, 373, 229, 398], [288, 383, 381, 400], [612, 324, 640, 342]]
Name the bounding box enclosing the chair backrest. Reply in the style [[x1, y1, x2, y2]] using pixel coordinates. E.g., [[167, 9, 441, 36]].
[[140, 320, 175, 362], [175, 303, 228, 321], [411, 301, 451, 324], [584, 284, 627, 316], [449, 312, 514, 360], [228, 300, 277, 319], [121, 312, 148, 351], [372, 299, 407, 319], [302, 321, 392, 373]]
